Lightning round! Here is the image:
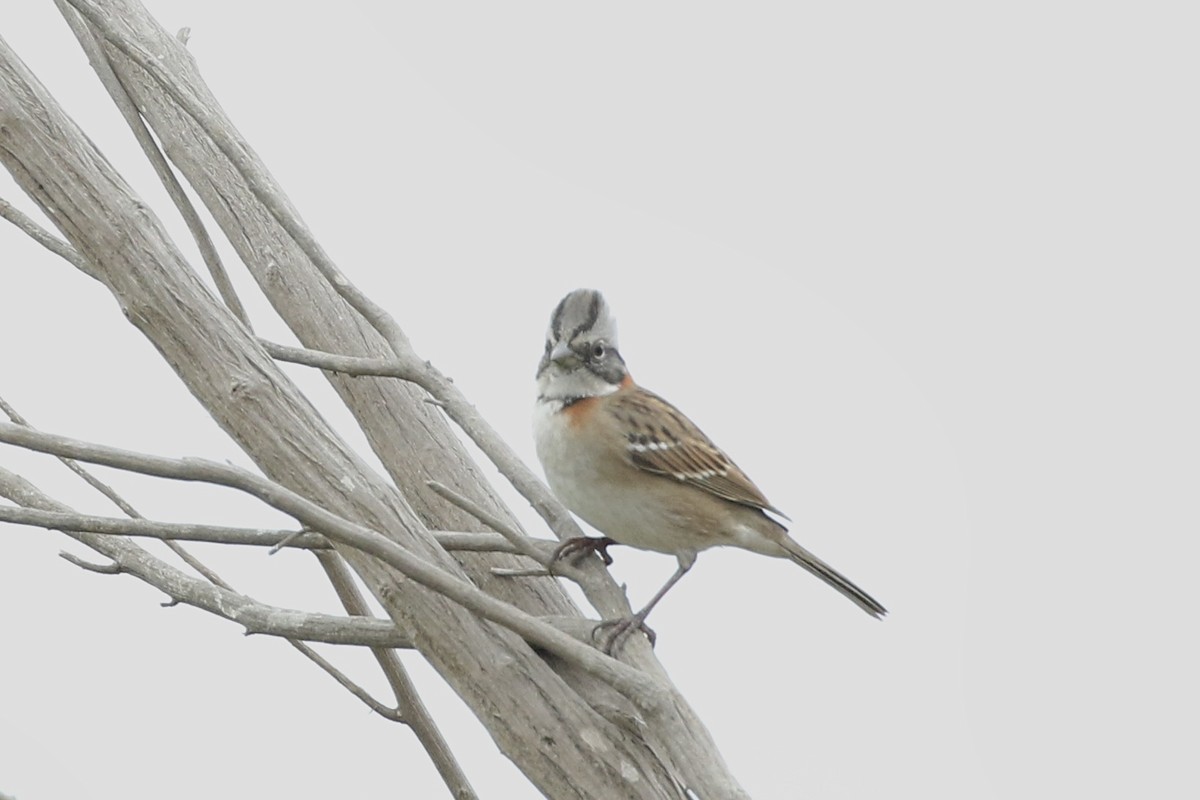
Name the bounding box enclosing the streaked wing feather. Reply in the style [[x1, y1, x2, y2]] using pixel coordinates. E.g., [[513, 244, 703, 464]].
[[612, 388, 781, 513]]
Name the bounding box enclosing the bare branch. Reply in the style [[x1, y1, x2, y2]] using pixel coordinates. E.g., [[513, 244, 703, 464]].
[[1, 394, 235, 589], [60, 0, 380, 345], [0, 505, 527, 554], [59, 550, 121, 573], [287, 637, 405, 723], [260, 340, 414, 378], [43, 19, 607, 663], [1, 395, 429, 722], [426, 480, 542, 562], [0, 505, 323, 548], [260, 343, 585, 545], [0, 468, 409, 648], [1, 396, 420, 729], [267, 528, 314, 554], [263, 342, 634, 616], [0, 421, 667, 710], [316, 551, 476, 797], [433, 531, 527, 554], [428, 480, 603, 584], [54, 0, 251, 327], [0, 197, 86, 269], [2, 396, 133, 520], [2, 393, 427, 758], [1, 17, 749, 790]]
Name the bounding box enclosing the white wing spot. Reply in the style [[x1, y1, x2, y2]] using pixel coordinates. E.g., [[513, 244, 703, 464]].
[[670, 468, 726, 480], [629, 439, 679, 453]]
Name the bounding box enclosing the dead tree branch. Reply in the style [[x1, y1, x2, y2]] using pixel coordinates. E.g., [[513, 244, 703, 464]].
[[315, 551, 475, 797], [0, 505, 320, 549], [0, 468, 408, 648], [54, 0, 250, 327], [1, 6, 752, 793], [0, 505, 529, 555], [1, 393, 423, 726], [0, 197, 85, 268], [0, 422, 665, 707]]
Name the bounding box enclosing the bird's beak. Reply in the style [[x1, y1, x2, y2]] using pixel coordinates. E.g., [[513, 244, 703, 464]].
[[550, 340, 577, 367]]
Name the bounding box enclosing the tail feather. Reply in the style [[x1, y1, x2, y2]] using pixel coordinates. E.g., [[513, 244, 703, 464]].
[[780, 538, 887, 618]]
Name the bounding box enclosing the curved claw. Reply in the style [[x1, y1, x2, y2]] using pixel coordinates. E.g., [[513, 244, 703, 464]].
[[550, 535, 618, 567], [592, 615, 657, 655]]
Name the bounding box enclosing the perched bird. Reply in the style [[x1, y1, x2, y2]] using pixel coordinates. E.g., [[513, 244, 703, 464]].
[[533, 288, 886, 651]]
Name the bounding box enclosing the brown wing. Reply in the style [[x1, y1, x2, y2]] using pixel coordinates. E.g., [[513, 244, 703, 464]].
[[608, 387, 788, 517]]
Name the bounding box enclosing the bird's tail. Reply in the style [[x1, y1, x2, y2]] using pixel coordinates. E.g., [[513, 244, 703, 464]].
[[780, 538, 887, 618]]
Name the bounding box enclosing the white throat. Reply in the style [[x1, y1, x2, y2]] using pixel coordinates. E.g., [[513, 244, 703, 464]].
[[536, 365, 620, 408]]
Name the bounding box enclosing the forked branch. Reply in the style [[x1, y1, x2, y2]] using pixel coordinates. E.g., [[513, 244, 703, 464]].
[[0, 468, 407, 648], [0, 421, 666, 710]]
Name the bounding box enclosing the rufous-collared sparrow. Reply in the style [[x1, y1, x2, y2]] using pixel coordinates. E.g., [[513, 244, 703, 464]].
[[533, 289, 886, 651]]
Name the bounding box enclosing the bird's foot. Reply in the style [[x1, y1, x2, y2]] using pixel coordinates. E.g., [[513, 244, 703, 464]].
[[592, 614, 657, 655], [550, 535, 618, 567]]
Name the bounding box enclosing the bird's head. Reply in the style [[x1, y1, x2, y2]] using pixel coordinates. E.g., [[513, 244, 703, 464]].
[[536, 289, 628, 402]]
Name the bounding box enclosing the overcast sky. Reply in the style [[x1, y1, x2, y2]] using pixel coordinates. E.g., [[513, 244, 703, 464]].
[[2, 2, 1197, 799]]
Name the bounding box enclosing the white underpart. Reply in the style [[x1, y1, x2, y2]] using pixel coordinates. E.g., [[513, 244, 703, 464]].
[[533, 398, 702, 557]]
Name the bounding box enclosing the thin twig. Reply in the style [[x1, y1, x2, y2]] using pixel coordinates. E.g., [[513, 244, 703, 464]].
[[0, 508, 531, 554], [286, 637, 405, 722], [0, 421, 667, 710], [492, 566, 556, 578], [1, 396, 419, 714], [0, 468, 406, 648], [0, 395, 232, 586], [0, 505, 324, 549], [260, 341, 414, 378], [59, 550, 121, 574], [427, 480, 588, 581], [426, 480, 543, 562], [315, 552, 406, 721], [268, 527, 317, 554], [432, 532, 524, 553], [316, 551, 477, 797], [0, 197, 86, 269]]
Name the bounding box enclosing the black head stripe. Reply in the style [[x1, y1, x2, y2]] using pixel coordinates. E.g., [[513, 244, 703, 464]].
[[550, 296, 569, 340], [568, 291, 602, 344]]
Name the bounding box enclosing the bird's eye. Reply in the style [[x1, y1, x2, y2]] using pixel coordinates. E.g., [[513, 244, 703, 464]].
[[591, 343, 606, 359]]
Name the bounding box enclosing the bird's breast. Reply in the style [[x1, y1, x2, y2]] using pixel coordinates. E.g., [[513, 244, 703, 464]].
[[532, 398, 719, 555], [532, 397, 612, 514]]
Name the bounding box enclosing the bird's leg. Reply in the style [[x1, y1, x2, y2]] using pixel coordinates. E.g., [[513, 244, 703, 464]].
[[550, 535, 619, 567], [595, 553, 695, 655]]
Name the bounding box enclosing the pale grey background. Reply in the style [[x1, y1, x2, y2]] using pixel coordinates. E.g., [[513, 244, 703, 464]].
[[2, 2, 1196, 798]]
